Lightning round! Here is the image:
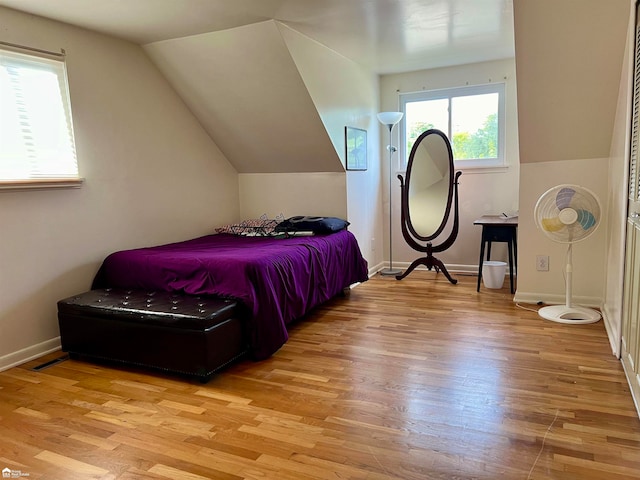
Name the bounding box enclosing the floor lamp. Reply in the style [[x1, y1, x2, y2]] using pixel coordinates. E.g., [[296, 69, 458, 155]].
[[377, 111, 404, 276]]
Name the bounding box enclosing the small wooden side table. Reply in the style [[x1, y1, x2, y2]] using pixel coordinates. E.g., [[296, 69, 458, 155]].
[[474, 216, 518, 294]]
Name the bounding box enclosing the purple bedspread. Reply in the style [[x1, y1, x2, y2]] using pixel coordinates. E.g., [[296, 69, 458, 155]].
[[92, 230, 368, 359]]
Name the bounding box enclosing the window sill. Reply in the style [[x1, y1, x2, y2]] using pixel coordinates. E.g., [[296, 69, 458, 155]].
[[397, 164, 508, 176], [453, 164, 509, 174], [0, 178, 85, 191]]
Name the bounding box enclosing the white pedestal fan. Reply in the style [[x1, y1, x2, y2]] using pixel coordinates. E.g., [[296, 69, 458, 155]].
[[533, 184, 601, 324]]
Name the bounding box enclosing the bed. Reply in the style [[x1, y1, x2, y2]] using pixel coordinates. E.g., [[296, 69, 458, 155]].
[[91, 228, 369, 360]]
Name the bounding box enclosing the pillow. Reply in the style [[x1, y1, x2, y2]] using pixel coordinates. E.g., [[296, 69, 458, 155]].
[[215, 218, 279, 236], [275, 216, 350, 234]]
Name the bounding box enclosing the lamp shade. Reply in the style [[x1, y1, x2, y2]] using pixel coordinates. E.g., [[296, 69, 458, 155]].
[[377, 111, 404, 126]]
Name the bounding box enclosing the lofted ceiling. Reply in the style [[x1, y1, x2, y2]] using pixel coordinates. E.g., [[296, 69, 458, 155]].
[[0, 0, 514, 74], [0, 0, 515, 174]]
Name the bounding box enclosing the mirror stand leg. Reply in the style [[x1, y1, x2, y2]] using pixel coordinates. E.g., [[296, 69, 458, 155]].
[[431, 256, 458, 285], [395, 257, 425, 280], [396, 254, 458, 285]]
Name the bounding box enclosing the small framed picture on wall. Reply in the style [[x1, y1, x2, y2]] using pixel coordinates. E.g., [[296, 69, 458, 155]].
[[345, 126, 367, 171]]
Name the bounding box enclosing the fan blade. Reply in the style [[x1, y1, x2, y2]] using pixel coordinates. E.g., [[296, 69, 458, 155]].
[[576, 209, 596, 230], [556, 187, 576, 210], [541, 216, 564, 232]]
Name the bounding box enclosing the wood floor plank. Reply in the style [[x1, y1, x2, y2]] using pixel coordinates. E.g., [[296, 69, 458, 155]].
[[1, 272, 639, 479], [35, 449, 110, 475]]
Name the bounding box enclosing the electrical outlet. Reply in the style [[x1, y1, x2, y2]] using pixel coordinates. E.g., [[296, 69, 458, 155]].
[[536, 255, 549, 271]]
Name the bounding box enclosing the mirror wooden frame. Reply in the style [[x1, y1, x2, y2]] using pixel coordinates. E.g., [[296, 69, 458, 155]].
[[396, 129, 462, 284]]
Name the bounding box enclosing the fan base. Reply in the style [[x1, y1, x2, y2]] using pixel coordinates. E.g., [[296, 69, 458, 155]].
[[538, 305, 601, 324]]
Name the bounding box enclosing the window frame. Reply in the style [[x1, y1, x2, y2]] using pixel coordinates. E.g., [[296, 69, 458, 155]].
[[0, 45, 82, 191], [399, 82, 506, 172]]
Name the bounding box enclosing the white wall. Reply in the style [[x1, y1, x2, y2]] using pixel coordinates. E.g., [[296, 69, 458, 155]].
[[0, 7, 239, 370], [238, 173, 347, 220], [379, 59, 520, 271]]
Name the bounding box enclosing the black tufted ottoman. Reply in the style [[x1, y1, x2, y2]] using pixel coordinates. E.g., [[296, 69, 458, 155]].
[[57, 289, 247, 382]]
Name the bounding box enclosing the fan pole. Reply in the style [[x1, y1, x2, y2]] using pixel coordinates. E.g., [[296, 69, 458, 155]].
[[566, 243, 573, 308]]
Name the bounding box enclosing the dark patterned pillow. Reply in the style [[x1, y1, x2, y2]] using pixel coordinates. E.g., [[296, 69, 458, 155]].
[[215, 219, 279, 236], [275, 216, 349, 234]]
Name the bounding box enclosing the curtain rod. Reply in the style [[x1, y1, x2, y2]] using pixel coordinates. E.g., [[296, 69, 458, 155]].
[[0, 40, 65, 58]]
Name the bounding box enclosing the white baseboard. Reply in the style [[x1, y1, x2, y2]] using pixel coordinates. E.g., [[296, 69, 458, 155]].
[[601, 302, 621, 357], [0, 337, 61, 372], [368, 261, 385, 277], [374, 262, 479, 275], [512, 291, 602, 308]]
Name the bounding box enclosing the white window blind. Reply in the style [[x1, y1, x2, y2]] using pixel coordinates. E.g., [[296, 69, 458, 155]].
[[0, 47, 79, 186]]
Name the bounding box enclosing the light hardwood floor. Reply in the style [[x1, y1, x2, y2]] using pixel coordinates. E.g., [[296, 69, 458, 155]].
[[1, 271, 639, 480]]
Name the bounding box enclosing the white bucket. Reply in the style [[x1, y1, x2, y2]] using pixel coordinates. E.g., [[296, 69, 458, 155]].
[[482, 261, 507, 289]]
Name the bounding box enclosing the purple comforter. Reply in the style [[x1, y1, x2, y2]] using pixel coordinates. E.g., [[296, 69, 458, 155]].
[[92, 230, 368, 359]]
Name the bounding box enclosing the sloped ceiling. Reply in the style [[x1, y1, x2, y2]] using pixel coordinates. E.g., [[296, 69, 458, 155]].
[[513, 0, 630, 164], [0, 0, 516, 174], [145, 20, 341, 173]]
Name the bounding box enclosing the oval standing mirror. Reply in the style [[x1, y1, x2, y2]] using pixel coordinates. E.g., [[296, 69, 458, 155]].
[[407, 130, 454, 240], [397, 129, 462, 284]]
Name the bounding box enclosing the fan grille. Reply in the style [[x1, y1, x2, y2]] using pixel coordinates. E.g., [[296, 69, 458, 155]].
[[534, 184, 601, 243]]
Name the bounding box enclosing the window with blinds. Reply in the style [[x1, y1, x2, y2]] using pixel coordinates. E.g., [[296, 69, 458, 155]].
[[0, 46, 80, 188]]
